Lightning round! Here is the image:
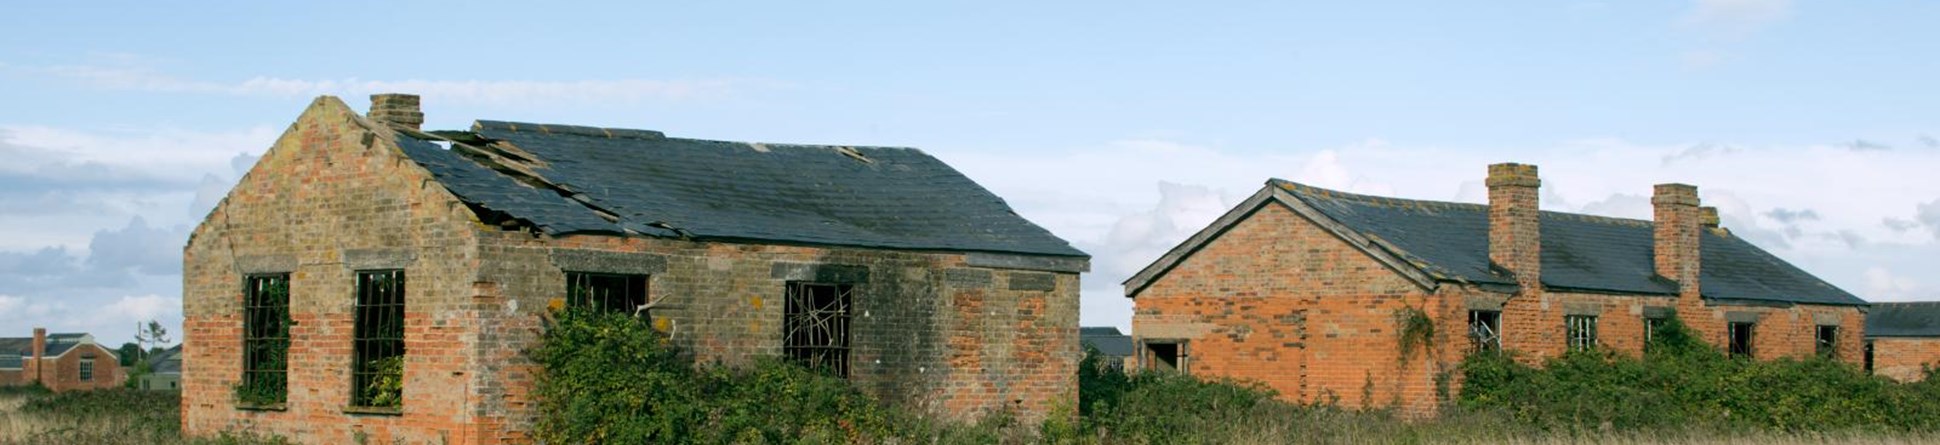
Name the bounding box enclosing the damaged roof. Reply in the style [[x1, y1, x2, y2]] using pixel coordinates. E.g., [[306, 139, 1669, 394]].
[[1271, 180, 1863, 306], [1867, 302, 1940, 338], [393, 120, 1086, 258]]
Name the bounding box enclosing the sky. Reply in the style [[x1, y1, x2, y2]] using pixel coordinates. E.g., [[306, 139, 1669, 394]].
[[0, 0, 1936, 346]]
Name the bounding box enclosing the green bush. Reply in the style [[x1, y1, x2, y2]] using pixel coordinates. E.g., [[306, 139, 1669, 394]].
[[1459, 313, 1940, 433], [529, 307, 922, 444]]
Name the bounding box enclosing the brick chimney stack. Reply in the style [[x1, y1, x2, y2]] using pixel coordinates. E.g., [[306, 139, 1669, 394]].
[[1700, 206, 1721, 229], [369, 94, 424, 130], [30, 327, 44, 385], [1487, 163, 1542, 291], [1653, 184, 1702, 298]]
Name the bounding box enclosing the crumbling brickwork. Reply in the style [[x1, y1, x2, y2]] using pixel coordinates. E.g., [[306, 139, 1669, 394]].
[[183, 96, 1081, 444]]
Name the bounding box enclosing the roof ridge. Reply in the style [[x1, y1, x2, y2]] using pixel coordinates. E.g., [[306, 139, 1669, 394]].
[[1271, 178, 1654, 227], [474, 120, 667, 140], [473, 119, 920, 152]]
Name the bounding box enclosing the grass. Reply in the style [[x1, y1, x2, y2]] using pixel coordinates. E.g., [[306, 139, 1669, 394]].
[[0, 386, 285, 445], [0, 384, 1935, 444]]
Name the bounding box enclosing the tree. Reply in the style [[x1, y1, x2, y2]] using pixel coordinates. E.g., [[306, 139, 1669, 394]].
[[116, 342, 141, 367], [134, 320, 170, 365]]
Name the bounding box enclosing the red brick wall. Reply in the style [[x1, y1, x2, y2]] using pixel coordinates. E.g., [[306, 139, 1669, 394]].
[[182, 97, 487, 445], [36, 344, 126, 392], [469, 232, 1081, 439], [1871, 337, 1940, 382], [1487, 290, 1862, 365], [1132, 203, 1457, 414]]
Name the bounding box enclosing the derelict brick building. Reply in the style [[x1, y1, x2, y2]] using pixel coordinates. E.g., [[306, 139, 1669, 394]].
[[181, 95, 1087, 444], [1124, 163, 1868, 415]]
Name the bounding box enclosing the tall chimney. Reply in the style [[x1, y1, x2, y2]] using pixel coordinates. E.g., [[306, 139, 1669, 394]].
[[1653, 184, 1701, 298], [369, 94, 424, 130], [1487, 163, 1541, 291], [30, 327, 44, 385]]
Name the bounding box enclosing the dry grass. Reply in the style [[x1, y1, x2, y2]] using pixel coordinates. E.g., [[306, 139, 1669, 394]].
[[0, 388, 283, 445]]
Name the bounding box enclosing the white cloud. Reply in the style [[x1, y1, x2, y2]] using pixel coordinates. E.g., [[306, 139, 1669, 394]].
[[1865, 267, 1926, 300], [25, 63, 759, 105], [1681, 0, 1793, 36], [0, 124, 259, 343], [101, 294, 181, 325]]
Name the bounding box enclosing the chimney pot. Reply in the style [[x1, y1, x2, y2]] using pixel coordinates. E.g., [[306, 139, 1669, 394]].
[[1486, 163, 1541, 188], [1487, 162, 1541, 292], [369, 93, 424, 130]]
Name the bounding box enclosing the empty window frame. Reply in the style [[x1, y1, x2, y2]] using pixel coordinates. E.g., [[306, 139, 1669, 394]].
[[1728, 322, 1755, 359], [1468, 310, 1502, 352], [1566, 315, 1599, 351], [1642, 316, 1666, 352], [565, 272, 649, 315], [241, 274, 291, 406], [351, 270, 406, 409], [1816, 325, 1839, 358], [1142, 340, 1188, 374], [783, 282, 852, 378], [79, 355, 94, 381]]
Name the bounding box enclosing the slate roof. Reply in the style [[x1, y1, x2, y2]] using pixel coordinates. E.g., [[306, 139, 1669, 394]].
[[0, 354, 18, 369], [1866, 302, 1940, 338], [0, 333, 94, 359], [1080, 327, 1135, 357], [149, 345, 183, 374], [1267, 180, 1864, 306], [393, 121, 1085, 258]]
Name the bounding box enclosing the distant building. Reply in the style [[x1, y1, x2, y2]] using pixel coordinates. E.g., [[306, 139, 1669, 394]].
[[1865, 302, 1940, 382], [0, 327, 124, 391], [1126, 163, 1867, 415], [1080, 327, 1135, 370], [139, 345, 183, 391]]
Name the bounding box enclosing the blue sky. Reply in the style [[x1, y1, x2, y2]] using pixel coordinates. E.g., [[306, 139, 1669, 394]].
[[1, 0, 1936, 345]]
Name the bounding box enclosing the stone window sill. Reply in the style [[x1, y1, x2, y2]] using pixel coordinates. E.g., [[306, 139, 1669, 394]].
[[234, 403, 287, 412], [342, 405, 403, 416]]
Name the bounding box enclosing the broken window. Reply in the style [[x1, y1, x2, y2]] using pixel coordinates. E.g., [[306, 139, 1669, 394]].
[[1816, 325, 1839, 358], [1728, 322, 1755, 359], [1468, 310, 1502, 352], [1566, 315, 1598, 351], [783, 282, 852, 378], [1141, 340, 1188, 374], [565, 272, 649, 315], [351, 270, 405, 409], [241, 274, 290, 406], [79, 355, 94, 381], [1642, 316, 1666, 352]]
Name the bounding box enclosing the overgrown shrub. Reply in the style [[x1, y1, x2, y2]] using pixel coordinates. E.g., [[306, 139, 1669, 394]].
[[529, 307, 924, 444], [1460, 313, 1940, 433]]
